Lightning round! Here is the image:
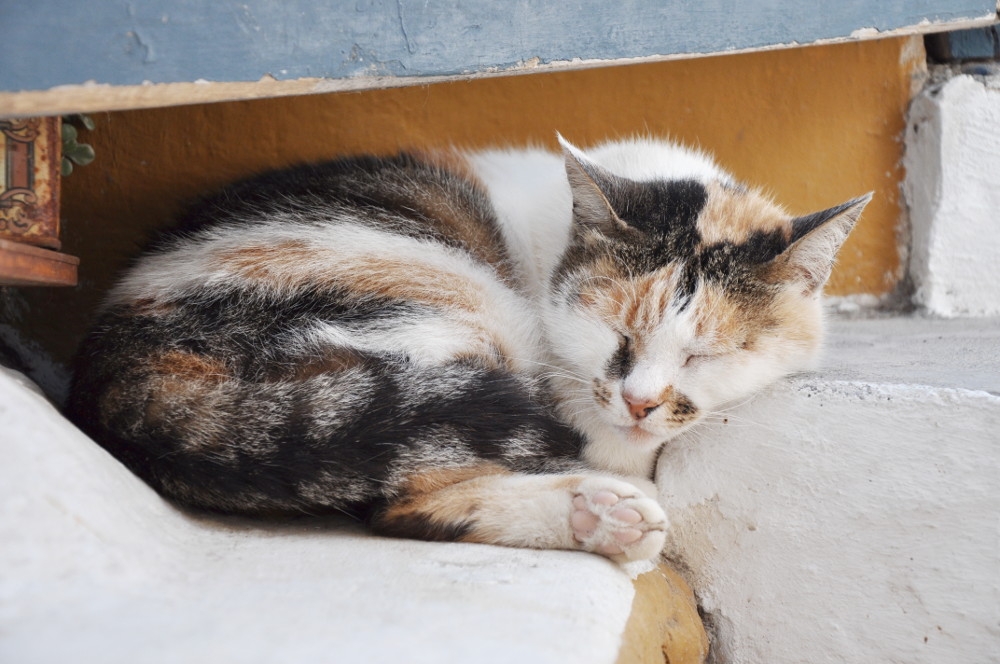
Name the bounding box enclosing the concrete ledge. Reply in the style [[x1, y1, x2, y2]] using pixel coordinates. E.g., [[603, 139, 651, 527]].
[[658, 314, 1000, 663], [0, 366, 705, 664]]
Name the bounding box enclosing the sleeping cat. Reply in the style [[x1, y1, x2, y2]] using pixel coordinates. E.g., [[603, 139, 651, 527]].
[[68, 136, 869, 563]]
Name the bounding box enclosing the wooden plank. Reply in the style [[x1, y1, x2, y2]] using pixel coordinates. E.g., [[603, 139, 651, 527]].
[[0, 238, 78, 287], [1, 0, 996, 117]]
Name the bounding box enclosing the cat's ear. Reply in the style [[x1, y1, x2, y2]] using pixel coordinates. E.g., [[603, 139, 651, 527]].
[[763, 193, 873, 295], [557, 134, 628, 234]]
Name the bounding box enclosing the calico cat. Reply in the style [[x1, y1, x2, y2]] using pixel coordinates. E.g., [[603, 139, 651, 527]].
[[68, 136, 869, 563]]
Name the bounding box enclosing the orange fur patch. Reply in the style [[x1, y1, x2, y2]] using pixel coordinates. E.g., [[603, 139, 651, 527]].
[[582, 265, 680, 355], [151, 350, 228, 382], [218, 242, 515, 368], [130, 297, 177, 316], [769, 289, 824, 348], [692, 283, 760, 352], [399, 463, 512, 497], [373, 463, 513, 542], [272, 347, 368, 381], [343, 255, 518, 368], [696, 182, 792, 248], [217, 241, 314, 281], [143, 351, 230, 429]]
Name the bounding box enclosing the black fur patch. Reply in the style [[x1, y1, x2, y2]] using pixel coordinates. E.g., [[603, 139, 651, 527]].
[[605, 335, 633, 379], [677, 229, 788, 305], [555, 178, 709, 291], [369, 507, 474, 543], [609, 178, 707, 240]]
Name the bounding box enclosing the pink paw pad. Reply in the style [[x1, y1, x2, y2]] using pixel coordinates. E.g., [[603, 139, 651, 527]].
[[569, 478, 668, 562]]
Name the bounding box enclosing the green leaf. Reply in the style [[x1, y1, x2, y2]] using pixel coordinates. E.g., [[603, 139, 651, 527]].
[[61, 157, 74, 177], [61, 123, 77, 142], [79, 114, 95, 131], [67, 143, 96, 166]]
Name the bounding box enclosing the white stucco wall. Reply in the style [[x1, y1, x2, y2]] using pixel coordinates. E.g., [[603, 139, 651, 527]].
[[904, 70, 1000, 317], [657, 316, 1000, 663]]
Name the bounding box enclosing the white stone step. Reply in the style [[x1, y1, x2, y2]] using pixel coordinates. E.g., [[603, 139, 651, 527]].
[[2, 315, 996, 663], [0, 367, 657, 664], [657, 314, 1000, 664]]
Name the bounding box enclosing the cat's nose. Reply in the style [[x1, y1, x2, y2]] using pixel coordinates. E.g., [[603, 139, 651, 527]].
[[622, 392, 662, 420]]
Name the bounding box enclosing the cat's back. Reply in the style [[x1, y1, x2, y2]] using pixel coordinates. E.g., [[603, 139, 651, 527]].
[[78, 151, 546, 403], [102, 153, 527, 312], [122, 153, 512, 296], [68, 150, 582, 516]]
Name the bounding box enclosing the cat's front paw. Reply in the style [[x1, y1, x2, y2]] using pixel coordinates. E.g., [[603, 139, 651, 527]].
[[570, 477, 667, 562]]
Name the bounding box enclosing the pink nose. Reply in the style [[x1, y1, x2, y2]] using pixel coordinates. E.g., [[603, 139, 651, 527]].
[[622, 392, 662, 420]]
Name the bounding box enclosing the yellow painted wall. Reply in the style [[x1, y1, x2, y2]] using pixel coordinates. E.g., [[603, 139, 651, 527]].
[[21, 36, 923, 366]]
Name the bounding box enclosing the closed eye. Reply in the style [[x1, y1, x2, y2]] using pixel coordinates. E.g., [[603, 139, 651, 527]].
[[683, 354, 711, 368], [682, 347, 728, 367]]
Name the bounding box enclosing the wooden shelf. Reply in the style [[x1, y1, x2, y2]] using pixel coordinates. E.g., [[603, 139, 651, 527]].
[[0, 238, 78, 287]]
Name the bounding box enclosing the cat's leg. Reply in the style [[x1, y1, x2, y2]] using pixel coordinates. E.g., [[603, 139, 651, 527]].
[[371, 464, 667, 563]]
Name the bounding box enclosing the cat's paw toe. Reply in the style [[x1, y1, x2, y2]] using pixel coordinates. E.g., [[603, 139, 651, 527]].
[[571, 477, 667, 562]]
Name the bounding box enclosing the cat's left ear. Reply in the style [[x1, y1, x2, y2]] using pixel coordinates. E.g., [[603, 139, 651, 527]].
[[763, 193, 873, 295], [557, 134, 629, 234]]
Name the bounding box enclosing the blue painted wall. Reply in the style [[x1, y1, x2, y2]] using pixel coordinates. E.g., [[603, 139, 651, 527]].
[[2, 0, 996, 92]]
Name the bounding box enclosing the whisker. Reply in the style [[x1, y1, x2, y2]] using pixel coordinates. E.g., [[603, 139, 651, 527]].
[[711, 394, 761, 414]]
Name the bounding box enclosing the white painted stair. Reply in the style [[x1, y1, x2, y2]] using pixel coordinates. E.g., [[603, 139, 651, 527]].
[[658, 314, 1000, 664], [2, 314, 997, 663]]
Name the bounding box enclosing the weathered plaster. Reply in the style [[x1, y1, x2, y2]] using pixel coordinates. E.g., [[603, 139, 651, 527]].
[[905, 70, 1000, 317]]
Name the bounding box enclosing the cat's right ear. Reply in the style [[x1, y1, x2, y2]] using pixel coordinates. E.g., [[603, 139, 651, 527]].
[[762, 193, 873, 296], [558, 134, 628, 234]]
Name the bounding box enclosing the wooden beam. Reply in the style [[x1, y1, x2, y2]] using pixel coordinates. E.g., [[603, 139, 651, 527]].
[[0, 239, 78, 287]]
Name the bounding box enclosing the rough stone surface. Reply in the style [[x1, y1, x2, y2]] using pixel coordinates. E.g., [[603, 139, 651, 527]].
[[657, 314, 1000, 663], [904, 71, 1000, 317]]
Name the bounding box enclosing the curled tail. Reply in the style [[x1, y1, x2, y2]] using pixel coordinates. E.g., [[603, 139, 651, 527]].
[[68, 325, 583, 516]]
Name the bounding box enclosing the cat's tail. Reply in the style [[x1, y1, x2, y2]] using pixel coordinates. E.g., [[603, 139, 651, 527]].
[[68, 348, 584, 517]]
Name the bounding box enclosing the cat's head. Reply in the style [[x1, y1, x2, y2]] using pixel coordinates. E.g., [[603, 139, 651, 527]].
[[545, 136, 870, 466]]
